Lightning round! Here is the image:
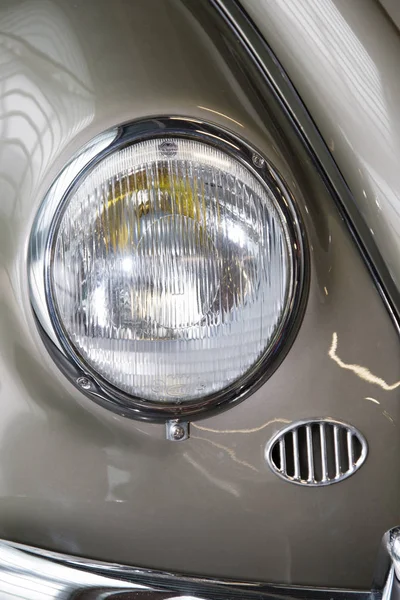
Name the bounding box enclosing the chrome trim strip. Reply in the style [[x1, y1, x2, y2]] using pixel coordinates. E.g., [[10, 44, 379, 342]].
[[265, 418, 368, 486], [0, 538, 371, 600], [211, 0, 400, 336], [29, 117, 308, 423]]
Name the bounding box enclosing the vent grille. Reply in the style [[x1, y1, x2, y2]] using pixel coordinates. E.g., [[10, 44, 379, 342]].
[[266, 419, 367, 486]]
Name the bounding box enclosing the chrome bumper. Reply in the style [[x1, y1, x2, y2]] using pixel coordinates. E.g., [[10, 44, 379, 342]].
[[0, 532, 399, 600]]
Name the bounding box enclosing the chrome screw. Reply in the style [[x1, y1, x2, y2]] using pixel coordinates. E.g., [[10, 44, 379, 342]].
[[77, 376, 92, 390], [166, 420, 189, 442], [252, 152, 265, 169], [171, 424, 186, 441]]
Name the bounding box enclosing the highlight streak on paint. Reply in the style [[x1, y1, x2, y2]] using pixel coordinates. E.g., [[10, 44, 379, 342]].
[[383, 410, 395, 425], [192, 417, 291, 435], [183, 453, 240, 497], [365, 397, 380, 404], [197, 105, 244, 128], [192, 435, 258, 472], [329, 332, 400, 391]]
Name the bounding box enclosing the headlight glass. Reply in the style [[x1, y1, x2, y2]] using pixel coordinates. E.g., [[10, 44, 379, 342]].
[[49, 136, 294, 404]]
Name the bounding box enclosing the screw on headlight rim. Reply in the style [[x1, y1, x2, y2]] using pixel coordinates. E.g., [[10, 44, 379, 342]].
[[77, 376, 92, 390], [252, 152, 265, 169]]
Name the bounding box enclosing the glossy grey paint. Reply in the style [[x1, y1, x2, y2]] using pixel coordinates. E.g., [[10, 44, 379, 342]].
[[216, 0, 400, 335], [380, 0, 400, 31], [0, 0, 399, 591], [241, 0, 400, 298]]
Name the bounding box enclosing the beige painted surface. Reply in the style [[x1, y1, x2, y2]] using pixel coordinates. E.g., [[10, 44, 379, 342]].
[[242, 0, 400, 295], [0, 0, 398, 589]]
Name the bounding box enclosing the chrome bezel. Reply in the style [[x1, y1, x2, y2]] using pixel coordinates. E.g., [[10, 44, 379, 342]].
[[265, 418, 368, 487], [29, 117, 308, 423]]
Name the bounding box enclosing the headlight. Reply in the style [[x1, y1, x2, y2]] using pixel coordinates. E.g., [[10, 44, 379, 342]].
[[30, 118, 306, 421]]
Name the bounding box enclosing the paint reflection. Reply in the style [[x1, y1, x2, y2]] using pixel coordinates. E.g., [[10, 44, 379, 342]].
[[329, 332, 400, 391], [245, 0, 400, 288], [0, 0, 94, 227]]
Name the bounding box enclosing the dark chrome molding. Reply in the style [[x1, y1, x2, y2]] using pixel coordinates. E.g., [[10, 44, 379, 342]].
[[210, 0, 400, 336], [29, 117, 308, 423], [0, 538, 371, 600]]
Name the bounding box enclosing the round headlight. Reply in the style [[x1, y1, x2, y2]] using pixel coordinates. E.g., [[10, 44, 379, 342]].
[[30, 119, 306, 421]]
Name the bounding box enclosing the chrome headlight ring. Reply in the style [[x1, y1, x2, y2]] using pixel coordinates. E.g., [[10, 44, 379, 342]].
[[29, 117, 308, 423]]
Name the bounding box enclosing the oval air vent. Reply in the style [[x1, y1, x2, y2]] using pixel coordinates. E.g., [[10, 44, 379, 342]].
[[266, 419, 367, 486]]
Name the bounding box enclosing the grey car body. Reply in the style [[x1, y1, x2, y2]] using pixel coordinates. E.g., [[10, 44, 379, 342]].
[[0, 0, 399, 597]]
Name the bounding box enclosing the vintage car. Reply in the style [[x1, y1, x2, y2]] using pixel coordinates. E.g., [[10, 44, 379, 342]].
[[0, 0, 399, 598]]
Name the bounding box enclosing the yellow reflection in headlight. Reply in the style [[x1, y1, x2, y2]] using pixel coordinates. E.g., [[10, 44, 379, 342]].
[[97, 166, 208, 251]]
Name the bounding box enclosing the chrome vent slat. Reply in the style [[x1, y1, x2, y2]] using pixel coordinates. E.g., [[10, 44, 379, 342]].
[[319, 423, 328, 482], [305, 424, 314, 483], [279, 437, 286, 473], [292, 429, 300, 480], [347, 429, 355, 472], [333, 425, 340, 479], [266, 419, 368, 486]]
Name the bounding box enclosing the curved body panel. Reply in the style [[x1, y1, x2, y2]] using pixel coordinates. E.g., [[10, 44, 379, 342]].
[[0, 0, 399, 590], [241, 0, 400, 295]]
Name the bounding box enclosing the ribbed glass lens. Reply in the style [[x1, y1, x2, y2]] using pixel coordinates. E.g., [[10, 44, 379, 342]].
[[50, 138, 292, 402]]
